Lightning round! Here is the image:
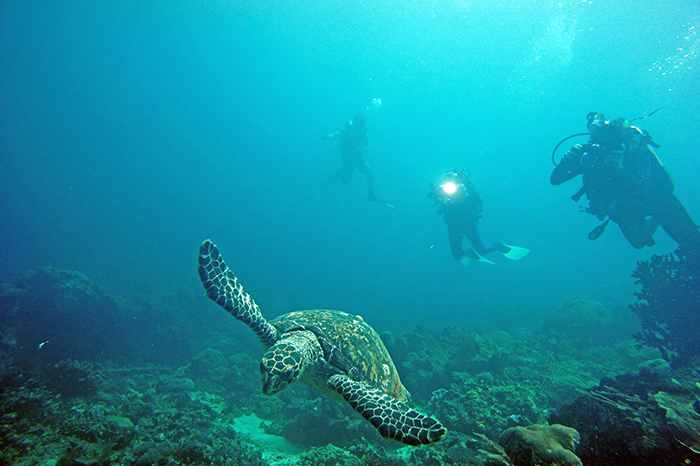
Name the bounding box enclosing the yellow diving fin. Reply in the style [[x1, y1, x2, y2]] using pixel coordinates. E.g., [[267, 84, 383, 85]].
[[323, 171, 340, 186], [460, 249, 495, 266], [369, 197, 395, 208], [502, 244, 530, 260]]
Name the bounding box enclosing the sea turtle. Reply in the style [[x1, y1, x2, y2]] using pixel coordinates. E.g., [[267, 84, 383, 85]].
[[198, 240, 446, 446]]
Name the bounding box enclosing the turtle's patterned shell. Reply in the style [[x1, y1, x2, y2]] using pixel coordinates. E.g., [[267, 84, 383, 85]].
[[270, 309, 409, 402]]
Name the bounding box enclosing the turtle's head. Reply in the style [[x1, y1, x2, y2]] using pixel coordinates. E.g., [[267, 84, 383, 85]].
[[260, 340, 305, 395]]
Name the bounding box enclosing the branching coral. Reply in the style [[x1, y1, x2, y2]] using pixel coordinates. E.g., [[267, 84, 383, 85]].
[[630, 248, 700, 367]]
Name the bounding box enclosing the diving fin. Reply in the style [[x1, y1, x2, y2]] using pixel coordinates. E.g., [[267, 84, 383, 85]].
[[369, 198, 395, 208], [323, 171, 340, 186], [588, 218, 610, 240], [501, 244, 530, 260], [368, 195, 395, 208], [460, 249, 495, 266]]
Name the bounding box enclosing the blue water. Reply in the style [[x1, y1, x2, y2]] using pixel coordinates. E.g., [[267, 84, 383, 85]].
[[1, 0, 699, 332]]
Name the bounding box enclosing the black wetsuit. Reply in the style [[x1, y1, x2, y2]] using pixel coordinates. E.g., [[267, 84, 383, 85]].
[[551, 127, 700, 251], [335, 122, 373, 197]]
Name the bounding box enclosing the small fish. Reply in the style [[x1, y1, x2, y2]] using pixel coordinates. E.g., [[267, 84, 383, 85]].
[[38, 341, 49, 350]]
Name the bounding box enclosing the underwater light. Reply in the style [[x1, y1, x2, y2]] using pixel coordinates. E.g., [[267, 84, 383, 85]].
[[441, 182, 457, 195]]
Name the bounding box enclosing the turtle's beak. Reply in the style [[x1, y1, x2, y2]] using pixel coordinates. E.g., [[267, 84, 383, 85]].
[[261, 372, 280, 395], [260, 362, 293, 395]]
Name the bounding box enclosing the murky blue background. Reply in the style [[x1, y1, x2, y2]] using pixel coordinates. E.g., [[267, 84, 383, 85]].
[[1, 0, 698, 332]]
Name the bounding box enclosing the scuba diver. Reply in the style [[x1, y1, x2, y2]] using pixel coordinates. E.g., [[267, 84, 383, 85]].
[[551, 111, 700, 251], [322, 113, 393, 207], [428, 169, 529, 264]]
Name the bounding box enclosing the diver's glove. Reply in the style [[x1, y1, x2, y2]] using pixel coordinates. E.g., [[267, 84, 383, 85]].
[[562, 144, 586, 166], [427, 183, 438, 199], [564, 144, 585, 159]]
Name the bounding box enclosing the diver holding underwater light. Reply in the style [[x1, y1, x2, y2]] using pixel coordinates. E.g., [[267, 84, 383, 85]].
[[428, 169, 530, 264]]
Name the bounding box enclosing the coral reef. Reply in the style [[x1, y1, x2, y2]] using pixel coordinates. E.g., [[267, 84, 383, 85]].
[[297, 444, 363, 466], [0, 268, 692, 465], [0, 362, 268, 466], [498, 424, 581, 466], [538, 297, 640, 351], [630, 248, 700, 367], [549, 367, 700, 465]]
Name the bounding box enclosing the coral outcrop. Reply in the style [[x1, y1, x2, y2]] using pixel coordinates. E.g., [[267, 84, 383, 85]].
[[538, 297, 640, 351], [0, 267, 188, 369], [653, 391, 700, 455], [499, 424, 582, 466]]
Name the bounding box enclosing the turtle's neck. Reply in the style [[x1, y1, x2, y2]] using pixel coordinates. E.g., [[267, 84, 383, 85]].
[[261, 330, 323, 395], [282, 330, 323, 368]]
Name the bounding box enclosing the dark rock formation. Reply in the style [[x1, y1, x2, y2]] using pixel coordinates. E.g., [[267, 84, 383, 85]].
[[0, 267, 186, 369], [549, 368, 699, 465]]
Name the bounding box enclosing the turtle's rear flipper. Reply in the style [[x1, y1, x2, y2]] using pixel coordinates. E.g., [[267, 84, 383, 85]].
[[198, 240, 278, 347], [328, 374, 446, 445]]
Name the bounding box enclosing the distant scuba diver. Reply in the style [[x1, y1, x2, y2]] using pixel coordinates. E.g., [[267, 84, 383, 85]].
[[551, 110, 700, 251], [322, 113, 393, 208], [428, 169, 529, 265]]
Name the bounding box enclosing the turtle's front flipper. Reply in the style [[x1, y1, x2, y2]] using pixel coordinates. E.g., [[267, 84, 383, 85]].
[[328, 374, 446, 446], [198, 240, 278, 347]]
